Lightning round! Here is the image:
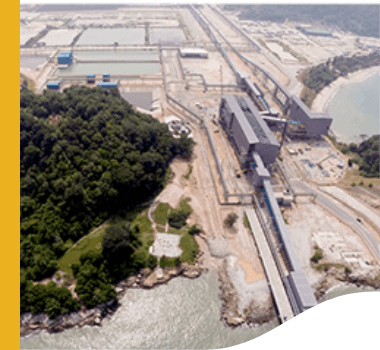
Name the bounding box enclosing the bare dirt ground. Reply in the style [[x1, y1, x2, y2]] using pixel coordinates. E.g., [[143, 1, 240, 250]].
[[285, 197, 379, 288], [284, 139, 347, 184], [178, 8, 210, 44], [345, 186, 380, 217], [151, 98, 270, 323]]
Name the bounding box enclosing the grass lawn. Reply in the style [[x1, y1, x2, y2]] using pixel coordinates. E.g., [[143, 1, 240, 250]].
[[154, 202, 171, 226], [156, 224, 166, 233], [130, 208, 154, 262], [179, 232, 199, 263], [58, 206, 151, 274], [339, 168, 380, 188], [168, 226, 188, 235], [179, 197, 193, 214], [58, 224, 106, 274]]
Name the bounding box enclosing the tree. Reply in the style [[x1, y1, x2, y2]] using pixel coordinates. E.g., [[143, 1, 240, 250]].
[[168, 209, 191, 229], [20, 86, 187, 312], [224, 213, 238, 228], [188, 225, 201, 235], [175, 134, 195, 159], [102, 225, 133, 264]]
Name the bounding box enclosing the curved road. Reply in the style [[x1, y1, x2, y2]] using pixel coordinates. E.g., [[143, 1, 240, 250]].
[[293, 179, 379, 259]]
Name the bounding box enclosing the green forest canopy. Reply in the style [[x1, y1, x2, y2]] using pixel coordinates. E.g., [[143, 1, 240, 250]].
[[343, 135, 380, 178], [224, 4, 380, 38], [20, 86, 194, 316]]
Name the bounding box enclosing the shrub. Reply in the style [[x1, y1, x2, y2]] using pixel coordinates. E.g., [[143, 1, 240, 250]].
[[368, 183, 373, 188], [351, 182, 356, 187], [311, 249, 323, 263], [146, 255, 158, 270], [159, 256, 180, 268], [224, 213, 238, 228], [188, 225, 201, 235], [168, 209, 191, 229]]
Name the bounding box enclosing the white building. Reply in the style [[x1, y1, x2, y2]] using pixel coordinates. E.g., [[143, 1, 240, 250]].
[[179, 48, 208, 59]]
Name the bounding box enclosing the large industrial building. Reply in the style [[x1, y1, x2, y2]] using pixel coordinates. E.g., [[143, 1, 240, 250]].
[[219, 94, 280, 167], [286, 95, 333, 138]]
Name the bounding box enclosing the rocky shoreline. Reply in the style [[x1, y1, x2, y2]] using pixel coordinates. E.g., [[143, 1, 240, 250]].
[[313, 266, 380, 301], [21, 252, 380, 338], [20, 261, 203, 338], [217, 260, 276, 328]]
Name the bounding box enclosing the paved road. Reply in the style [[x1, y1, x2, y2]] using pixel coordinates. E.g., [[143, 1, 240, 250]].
[[278, 155, 379, 259], [292, 179, 379, 259]]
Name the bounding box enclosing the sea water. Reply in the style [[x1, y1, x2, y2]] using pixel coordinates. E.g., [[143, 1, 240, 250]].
[[20, 271, 276, 349], [328, 73, 379, 141]]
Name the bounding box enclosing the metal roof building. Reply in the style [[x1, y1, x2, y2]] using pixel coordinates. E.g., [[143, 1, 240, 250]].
[[97, 82, 118, 88], [179, 48, 208, 58], [296, 25, 333, 37], [219, 94, 280, 166], [46, 81, 60, 90], [57, 51, 73, 65], [286, 95, 332, 138]]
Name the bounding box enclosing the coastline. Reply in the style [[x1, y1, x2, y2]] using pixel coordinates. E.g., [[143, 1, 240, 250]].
[[20, 261, 203, 338], [311, 66, 379, 144]]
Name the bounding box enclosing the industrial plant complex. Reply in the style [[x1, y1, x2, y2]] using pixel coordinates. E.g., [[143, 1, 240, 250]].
[[20, 3, 380, 329]]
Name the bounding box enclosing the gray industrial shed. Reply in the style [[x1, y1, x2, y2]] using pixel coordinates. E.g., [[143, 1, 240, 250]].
[[287, 95, 332, 138], [219, 94, 280, 167]]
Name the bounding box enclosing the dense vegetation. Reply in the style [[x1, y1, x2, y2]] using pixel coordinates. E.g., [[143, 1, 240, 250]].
[[20, 86, 194, 317], [167, 198, 193, 229], [20, 278, 80, 319], [224, 4, 380, 38], [341, 135, 379, 178], [299, 52, 379, 106]]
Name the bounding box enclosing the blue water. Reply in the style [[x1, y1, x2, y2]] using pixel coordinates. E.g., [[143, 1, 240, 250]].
[[328, 73, 379, 139]]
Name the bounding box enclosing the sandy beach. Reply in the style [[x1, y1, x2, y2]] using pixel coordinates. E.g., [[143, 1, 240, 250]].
[[311, 66, 379, 144], [312, 66, 379, 114]]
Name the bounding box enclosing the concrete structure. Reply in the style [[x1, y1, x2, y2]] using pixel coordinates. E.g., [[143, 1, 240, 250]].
[[261, 178, 317, 312], [219, 94, 280, 167], [251, 152, 271, 187], [57, 51, 73, 65], [245, 207, 294, 323], [179, 48, 208, 58], [165, 116, 193, 139], [46, 81, 60, 90], [286, 95, 332, 138], [296, 25, 333, 37]]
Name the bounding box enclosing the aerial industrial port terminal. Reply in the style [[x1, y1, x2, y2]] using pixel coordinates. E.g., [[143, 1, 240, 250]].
[[21, 3, 380, 326]]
